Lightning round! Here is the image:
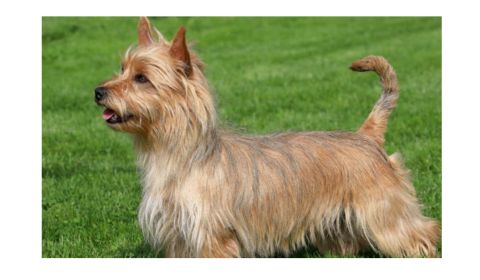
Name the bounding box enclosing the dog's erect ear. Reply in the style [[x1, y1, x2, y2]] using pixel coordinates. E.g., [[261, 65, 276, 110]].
[[138, 17, 154, 47], [169, 26, 192, 77]]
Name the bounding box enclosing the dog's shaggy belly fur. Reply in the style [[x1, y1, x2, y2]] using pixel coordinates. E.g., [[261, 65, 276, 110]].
[[138, 131, 434, 257]]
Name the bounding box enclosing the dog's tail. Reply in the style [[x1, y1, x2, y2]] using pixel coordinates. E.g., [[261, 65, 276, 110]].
[[350, 56, 399, 147]]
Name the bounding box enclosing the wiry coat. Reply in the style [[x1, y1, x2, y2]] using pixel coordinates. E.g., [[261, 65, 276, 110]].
[[97, 18, 439, 257]]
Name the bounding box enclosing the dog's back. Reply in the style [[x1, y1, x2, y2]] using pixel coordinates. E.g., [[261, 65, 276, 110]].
[[190, 131, 438, 257]]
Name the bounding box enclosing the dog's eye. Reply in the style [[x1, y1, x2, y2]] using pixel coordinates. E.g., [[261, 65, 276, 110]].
[[120, 64, 125, 73], [134, 74, 148, 83]]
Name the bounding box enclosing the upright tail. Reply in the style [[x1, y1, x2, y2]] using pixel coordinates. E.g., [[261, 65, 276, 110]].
[[350, 56, 399, 147]]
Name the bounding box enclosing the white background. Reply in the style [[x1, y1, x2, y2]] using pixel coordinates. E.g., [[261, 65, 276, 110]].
[[0, 0, 479, 279]]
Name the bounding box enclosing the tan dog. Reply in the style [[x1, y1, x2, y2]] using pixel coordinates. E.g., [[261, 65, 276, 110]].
[[95, 17, 439, 257]]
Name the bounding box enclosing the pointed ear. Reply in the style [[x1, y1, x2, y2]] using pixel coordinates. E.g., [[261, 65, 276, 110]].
[[138, 17, 154, 47], [169, 26, 192, 77]]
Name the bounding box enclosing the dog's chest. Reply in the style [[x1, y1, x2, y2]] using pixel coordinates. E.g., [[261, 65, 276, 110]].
[[137, 161, 205, 246]]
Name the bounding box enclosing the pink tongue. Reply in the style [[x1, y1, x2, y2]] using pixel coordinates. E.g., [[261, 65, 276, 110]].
[[102, 109, 115, 120]]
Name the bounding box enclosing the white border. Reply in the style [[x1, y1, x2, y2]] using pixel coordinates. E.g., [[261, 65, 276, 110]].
[[1, 0, 480, 279]]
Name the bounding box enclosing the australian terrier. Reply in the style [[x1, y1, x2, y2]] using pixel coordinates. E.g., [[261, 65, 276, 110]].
[[95, 17, 439, 257]]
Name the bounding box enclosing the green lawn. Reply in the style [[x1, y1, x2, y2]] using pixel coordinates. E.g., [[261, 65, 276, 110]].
[[42, 17, 441, 258]]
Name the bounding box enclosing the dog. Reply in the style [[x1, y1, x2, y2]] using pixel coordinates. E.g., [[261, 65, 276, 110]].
[[95, 17, 439, 257]]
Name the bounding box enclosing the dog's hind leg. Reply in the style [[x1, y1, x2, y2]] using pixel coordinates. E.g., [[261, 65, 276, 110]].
[[358, 186, 440, 257]]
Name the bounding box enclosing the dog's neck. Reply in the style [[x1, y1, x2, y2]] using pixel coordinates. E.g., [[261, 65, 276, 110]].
[[133, 123, 220, 191]]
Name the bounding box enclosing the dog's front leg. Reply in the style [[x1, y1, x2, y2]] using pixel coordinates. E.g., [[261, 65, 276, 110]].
[[199, 234, 241, 258]]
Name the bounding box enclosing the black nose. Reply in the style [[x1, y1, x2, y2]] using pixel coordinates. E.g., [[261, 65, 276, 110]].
[[95, 87, 108, 102]]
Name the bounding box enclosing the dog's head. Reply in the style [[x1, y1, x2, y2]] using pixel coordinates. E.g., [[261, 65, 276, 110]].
[[95, 17, 215, 140]]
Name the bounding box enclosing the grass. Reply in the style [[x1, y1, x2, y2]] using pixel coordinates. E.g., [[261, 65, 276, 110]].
[[42, 17, 441, 258]]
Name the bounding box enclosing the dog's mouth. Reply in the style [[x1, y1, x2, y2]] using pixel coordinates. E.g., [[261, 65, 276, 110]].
[[102, 107, 132, 124]]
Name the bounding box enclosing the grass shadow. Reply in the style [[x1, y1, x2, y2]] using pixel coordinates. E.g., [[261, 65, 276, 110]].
[[115, 242, 384, 258], [274, 245, 384, 258]]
